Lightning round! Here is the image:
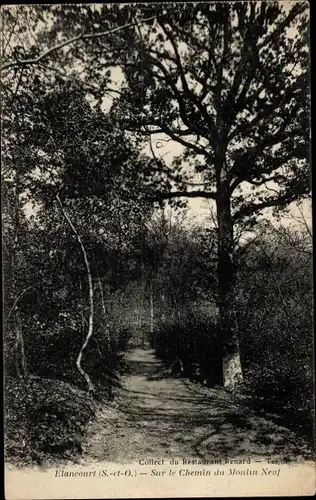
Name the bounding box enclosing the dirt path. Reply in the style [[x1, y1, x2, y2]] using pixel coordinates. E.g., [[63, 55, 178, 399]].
[[78, 348, 311, 464]]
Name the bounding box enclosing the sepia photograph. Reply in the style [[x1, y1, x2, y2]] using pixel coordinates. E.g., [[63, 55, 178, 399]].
[[2, 2, 314, 498]]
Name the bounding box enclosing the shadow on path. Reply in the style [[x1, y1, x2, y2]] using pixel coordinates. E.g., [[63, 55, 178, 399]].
[[79, 348, 312, 464]]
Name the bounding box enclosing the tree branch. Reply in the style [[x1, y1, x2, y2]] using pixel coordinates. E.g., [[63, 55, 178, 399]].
[[226, 5, 256, 108], [2, 15, 18, 56], [144, 123, 210, 158], [143, 52, 210, 139], [148, 133, 212, 188], [38, 63, 99, 91], [233, 194, 299, 222], [230, 174, 284, 195], [182, 180, 213, 187], [4, 285, 34, 328], [257, 3, 307, 51], [160, 24, 218, 140], [160, 125, 210, 157], [143, 125, 195, 137], [156, 190, 217, 201], [296, 201, 312, 238], [159, 21, 214, 129], [1, 16, 156, 71], [230, 142, 306, 193], [228, 77, 304, 142]]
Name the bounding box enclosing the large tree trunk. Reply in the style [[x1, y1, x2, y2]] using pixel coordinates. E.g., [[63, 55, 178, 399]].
[[216, 179, 243, 390], [56, 193, 95, 393]]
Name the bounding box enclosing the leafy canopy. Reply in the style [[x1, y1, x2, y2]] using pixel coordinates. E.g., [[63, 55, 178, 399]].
[[1, 2, 310, 224]]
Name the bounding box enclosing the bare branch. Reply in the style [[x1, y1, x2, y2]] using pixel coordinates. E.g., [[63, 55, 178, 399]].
[[278, 224, 312, 256], [296, 201, 312, 237]]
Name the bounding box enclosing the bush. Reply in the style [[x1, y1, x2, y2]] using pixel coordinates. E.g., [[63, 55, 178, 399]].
[[4, 308, 133, 464], [12, 318, 132, 393], [153, 310, 223, 385], [234, 229, 314, 443], [4, 375, 96, 464]]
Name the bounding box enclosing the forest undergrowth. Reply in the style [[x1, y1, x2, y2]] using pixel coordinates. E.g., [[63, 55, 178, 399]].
[[5, 376, 97, 466], [4, 325, 132, 466]]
